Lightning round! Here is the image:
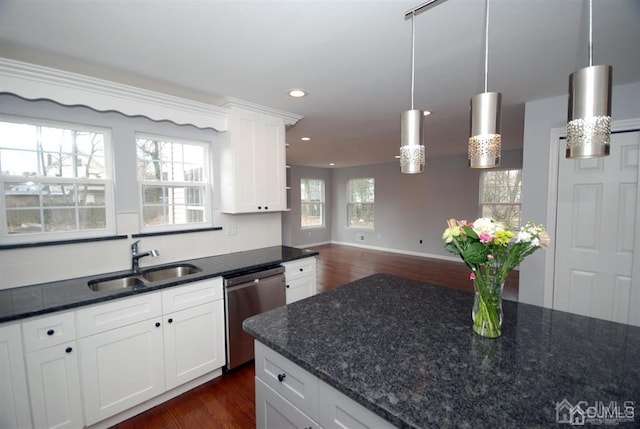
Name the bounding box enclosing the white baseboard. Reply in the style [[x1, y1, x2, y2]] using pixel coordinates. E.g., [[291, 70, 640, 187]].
[[329, 241, 463, 263], [295, 240, 332, 249]]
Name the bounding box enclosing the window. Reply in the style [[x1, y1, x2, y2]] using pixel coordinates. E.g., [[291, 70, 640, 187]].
[[480, 169, 522, 228], [300, 178, 324, 228], [347, 178, 374, 230], [0, 117, 113, 243], [136, 134, 210, 230]]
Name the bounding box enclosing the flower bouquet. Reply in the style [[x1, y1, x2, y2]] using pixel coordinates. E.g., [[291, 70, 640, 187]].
[[443, 218, 550, 338]]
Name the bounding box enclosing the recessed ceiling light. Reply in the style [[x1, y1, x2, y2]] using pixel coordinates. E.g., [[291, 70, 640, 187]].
[[301, 137, 310, 141], [394, 155, 401, 159], [288, 89, 307, 98], [329, 163, 335, 166], [423, 111, 432, 116]]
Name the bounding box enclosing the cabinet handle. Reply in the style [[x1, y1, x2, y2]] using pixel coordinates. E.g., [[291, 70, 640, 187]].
[[65, 347, 73, 353], [155, 322, 161, 328], [299, 268, 304, 272], [277, 373, 286, 382], [168, 318, 173, 324], [47, 329, 55, 336], [258, 206, 262, 210], [265, 206, 268, 210], [286, 284, 290, 288]]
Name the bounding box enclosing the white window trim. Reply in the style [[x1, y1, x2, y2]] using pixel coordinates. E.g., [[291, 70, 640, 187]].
[[300, 178, 325, 230], [136, 133, 213, 233], [0, 115, 116, 244], [346, 178, 375, 231]]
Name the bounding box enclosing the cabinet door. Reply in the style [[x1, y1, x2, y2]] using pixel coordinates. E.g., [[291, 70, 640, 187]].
[[79, 318, 164, 425], [164, 300, 225, 390], [0, 323, 32, 429], [256, 377, 318, 429], [256, 116, 286, 211], [25, 341, 83, 429]]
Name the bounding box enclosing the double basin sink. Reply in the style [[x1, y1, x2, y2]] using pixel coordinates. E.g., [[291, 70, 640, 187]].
[[88, 264, 202, 292]]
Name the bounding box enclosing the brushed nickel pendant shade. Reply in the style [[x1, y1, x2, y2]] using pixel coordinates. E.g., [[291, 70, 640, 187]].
[[400, 10, 425, 174], [469, 0, 501, 169], [566, 0, 612, 159]]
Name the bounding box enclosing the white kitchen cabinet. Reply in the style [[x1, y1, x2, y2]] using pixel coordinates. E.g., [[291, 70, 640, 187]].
[[283, 257, 317, 304], [162, 278, 225, 391], [0, 322, 32, 429], [255, 341, 395, 429], [22, 311, 83, 429], [77, 293, 165, 426], [220, 108, 287, 213]]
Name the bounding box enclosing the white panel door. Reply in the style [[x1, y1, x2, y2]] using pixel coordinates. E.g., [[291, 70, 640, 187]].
[[0, 323, 32, 429], [554, 131, 640, 323]]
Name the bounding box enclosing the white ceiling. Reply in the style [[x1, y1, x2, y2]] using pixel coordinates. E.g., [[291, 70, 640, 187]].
[[0, 0, 639, 168]]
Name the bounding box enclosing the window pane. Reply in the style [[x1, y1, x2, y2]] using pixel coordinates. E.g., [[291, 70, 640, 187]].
[[301, 202, 323, 227], [43, 208, 76, 232], [348, 202, 374, 229], [79, 207, 107, 230], [301, 178, 325, 228], [347, 178, 374, 229], [348, 178, 374, 203], [480, 169, 522, 228], [136, 138, 205, 182], [6, 209, 42, 234], [141, 185, 205, 227]]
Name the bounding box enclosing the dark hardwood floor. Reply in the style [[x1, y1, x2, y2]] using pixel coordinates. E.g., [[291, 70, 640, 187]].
[[112, 244, 518, 428]]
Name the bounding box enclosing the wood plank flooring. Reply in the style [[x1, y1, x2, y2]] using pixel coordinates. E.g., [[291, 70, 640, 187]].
[[112, 244, 518, 429]]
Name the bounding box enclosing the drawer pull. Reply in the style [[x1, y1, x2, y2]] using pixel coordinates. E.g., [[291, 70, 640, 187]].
[[65, 347, 73, 353], [155, 322, 161, 328], [168, 318, 173, 324], [47, 329, 55, 336], [277, 373, 286, 382], [286, 284, 290, 288], [299, 268, 304, 272]]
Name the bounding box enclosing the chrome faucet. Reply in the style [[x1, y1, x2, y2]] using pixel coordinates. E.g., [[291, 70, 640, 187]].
[[131, 240, 159, 274]]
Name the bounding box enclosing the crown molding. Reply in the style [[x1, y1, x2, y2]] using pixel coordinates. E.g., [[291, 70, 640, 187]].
[[0, 57, 229, 131], [217, 96, 303, 126]]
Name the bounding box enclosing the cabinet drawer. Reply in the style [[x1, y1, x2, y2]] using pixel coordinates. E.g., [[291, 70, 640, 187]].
[[255, 341, 318, 421], [285, 277, 313, 304], [76, 292, 162, 338], [162, 277, 223, 314], [256, 377, 319, 429], [319, 381, 396, 429], [22, 311, 76, 353], [284, 258, 316, 281]]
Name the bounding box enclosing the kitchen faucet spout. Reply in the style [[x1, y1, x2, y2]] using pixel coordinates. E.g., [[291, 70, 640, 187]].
[[131, 240, 159, 274]]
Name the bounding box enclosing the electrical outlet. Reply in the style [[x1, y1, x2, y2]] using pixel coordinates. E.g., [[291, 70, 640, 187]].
[[356, 234, 365, 241], [419, 239, 423, 244]]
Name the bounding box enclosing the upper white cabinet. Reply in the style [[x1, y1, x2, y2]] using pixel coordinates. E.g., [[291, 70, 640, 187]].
[[218, 98, 303, 214]]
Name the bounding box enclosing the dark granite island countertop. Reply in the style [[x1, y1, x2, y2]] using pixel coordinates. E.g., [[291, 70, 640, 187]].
[[243, 273, 640, 428]]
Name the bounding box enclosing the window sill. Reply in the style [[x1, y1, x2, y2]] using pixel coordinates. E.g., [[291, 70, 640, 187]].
[[0, 234, 128, 250], [132, 226, 222, 238]]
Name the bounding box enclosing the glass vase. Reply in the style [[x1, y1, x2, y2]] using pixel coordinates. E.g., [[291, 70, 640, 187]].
[[472, 274, 504, 338]]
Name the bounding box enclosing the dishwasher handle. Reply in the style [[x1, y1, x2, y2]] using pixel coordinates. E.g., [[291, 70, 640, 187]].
[[224, 265, 285, 287]]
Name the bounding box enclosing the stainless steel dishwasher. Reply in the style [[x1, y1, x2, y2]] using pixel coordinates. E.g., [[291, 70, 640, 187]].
[[224, 265, 286, 370]]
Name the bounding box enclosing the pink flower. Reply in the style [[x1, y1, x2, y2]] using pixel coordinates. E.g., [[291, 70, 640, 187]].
[[470, 272, 476, 280], [479, 233, 492, 243], [487, 254, 494, 260]]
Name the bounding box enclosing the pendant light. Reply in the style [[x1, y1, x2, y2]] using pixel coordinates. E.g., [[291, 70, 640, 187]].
[[469, 0, 501, 169], [400, 10, 425, 174], [566, 0, 612, 159]]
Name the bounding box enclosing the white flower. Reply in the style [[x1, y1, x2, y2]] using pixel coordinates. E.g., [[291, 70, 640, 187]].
[[472, 217, 504, 236], [516, 230, 532, 243], [531, 237, 540, 247]]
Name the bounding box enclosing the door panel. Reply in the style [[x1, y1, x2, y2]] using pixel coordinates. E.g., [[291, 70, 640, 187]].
[[554, 131, 639, 323]]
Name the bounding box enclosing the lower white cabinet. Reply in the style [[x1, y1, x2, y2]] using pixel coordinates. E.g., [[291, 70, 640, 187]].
[[25, 341, 83, 429], [0, 322, 32, 429], [255, 341, 396, 429], [21, 310, 83, 429], [164, 300, 225, 390], [79, 317, 165, 425], [283, 257, 317, 304]]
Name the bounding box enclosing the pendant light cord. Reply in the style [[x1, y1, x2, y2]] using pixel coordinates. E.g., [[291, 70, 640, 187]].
[[483, 0, 490, 93], [411, 11, 416, 110], [588, 0, 593, 66]]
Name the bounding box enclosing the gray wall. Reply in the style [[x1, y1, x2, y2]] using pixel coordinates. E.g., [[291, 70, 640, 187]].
[[519, 81, 640, 306], [284, 149, 523, 260], [282, 165, 333, 247]]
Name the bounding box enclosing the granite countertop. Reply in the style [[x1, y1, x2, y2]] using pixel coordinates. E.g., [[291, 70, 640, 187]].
[[0, 245, 318, 323], [243, 273, 640, 428]]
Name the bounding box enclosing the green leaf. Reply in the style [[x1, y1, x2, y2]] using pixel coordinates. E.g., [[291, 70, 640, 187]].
[[463, 225, 478, 240], [464, 241, 488, 264], [444, 243, 461, 256]]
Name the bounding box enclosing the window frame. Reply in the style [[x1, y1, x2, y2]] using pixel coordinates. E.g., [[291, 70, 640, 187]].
[[346, 177, 375, 230], [479, 168, 522, 229], [300, 177, 325, 230], [0, 114, 116, 244], [135, 133, 212, 233]]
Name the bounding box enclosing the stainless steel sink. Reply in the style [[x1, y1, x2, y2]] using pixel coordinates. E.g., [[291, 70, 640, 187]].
[[88, 275, 146, 292], [141, 264, 202, 282]]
